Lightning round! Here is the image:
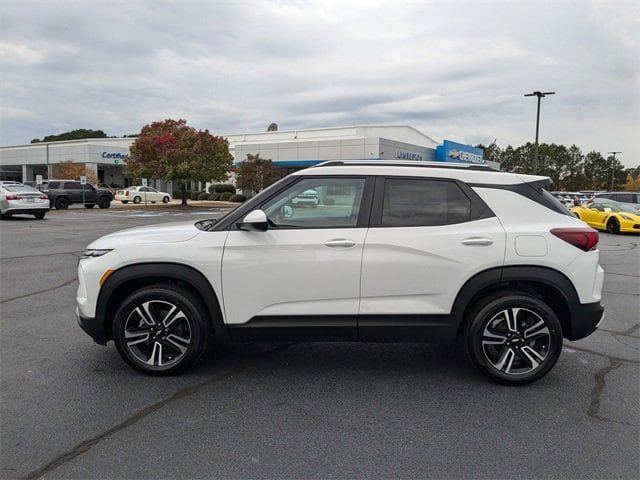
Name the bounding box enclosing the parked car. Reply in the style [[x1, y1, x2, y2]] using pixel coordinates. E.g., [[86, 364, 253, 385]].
[[42, 180, 113, 210], [0, 183, 50, 219], [594, 192, 640, 209], [77, 160, 604, 385], [571, 201, 640, 234], [115, 186, 172, 204], [292, 188, 319, 207]]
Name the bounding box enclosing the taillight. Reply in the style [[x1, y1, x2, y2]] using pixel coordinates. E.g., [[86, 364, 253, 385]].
[[39, 195, 48, 199], [551, 228, 599, 252], [5, 195, 22, 200], [125, 191, 129, 196]]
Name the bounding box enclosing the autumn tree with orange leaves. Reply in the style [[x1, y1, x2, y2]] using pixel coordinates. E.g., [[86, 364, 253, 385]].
[[127, 119, 233, 205]]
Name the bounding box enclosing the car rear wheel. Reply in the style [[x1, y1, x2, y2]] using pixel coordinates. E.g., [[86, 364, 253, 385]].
[[34, 212, 46, 219], [54, 197, 69, 210], [606, 218, 620, 234], [121, 200, 129, 204], [466, 293, 563, 385], [113, 285, 210, 375], [133, 196, 142, 204], [98, 197, 111, 209], [162, 196, 170, 203]]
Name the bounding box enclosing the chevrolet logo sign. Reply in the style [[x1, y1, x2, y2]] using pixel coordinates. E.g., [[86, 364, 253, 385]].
[[448, 150, 461, 159]]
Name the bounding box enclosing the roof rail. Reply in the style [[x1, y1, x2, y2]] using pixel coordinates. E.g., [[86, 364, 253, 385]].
[[314, 160, 497, 172]]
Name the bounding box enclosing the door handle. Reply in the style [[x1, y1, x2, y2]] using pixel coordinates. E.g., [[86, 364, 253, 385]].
[[461, 237, 494, 246], [324, 239, 357, 248]]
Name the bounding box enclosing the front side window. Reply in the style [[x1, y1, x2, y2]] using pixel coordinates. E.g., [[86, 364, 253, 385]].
[[262, 177, 366, 228], [381, 178, 471, 227]]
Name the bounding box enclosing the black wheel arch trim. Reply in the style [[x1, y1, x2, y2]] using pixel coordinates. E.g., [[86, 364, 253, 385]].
[[95, 262, 228, 344], [451, 265, 594, 340]]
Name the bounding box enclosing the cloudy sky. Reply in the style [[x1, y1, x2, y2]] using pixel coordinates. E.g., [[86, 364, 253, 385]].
[[1, 0, 638, 165]]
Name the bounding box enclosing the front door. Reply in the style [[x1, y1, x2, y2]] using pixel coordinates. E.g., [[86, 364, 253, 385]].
[[222, 176, 372, 340], [359, 176, 506, 341]]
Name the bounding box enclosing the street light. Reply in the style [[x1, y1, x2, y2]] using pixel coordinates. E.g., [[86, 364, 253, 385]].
[[524, 91, 555, 174], [607, 151, 621, 191]]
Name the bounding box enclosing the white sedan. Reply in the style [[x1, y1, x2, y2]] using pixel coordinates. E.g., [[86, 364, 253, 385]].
[[115, 186, 172, 204]]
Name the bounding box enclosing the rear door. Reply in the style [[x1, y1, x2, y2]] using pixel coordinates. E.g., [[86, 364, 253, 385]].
[[359, 176, 505, 341], [63, 181, 83, 202]]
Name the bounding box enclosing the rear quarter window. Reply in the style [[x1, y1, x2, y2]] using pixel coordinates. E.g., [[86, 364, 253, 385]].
[[46, 182, 60, 189]]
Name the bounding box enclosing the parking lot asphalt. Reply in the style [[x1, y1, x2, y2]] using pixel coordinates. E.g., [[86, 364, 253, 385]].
[[1, 207, 639, 479]]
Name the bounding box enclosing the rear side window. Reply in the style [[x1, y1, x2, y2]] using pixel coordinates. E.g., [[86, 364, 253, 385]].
[[46, 182, 60, 189], [381, 178, 471, 227], [541, 189, 572, 215], [64, 182, 82, 189]]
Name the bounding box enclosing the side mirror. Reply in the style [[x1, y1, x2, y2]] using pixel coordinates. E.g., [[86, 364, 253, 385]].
[[237, 209, 268, 231]]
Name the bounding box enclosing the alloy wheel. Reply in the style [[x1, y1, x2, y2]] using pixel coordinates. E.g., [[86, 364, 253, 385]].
[[123, 300, 192, 368], [481, 307, 550, 375]]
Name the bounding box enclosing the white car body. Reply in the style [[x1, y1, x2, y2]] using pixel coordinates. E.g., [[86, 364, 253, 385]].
[[0, 184, 50, 218], [115, 186, 171, 204], [77, 161, 605, 382]]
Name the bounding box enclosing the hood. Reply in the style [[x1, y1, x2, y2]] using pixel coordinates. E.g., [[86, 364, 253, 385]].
[[88, 221, 200, 248]]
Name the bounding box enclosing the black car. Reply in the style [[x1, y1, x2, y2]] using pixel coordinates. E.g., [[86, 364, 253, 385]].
[[41, 180, 113, 210]]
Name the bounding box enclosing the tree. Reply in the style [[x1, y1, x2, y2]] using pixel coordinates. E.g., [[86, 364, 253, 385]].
[[31, 129, 108, 143], [236, 154, 281, 196], [127, 119, 233, 205], [52, 160, 98, 184]]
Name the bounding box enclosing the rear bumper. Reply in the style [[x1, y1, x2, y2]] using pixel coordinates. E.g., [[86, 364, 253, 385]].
[[565, 301, 604, 340], [2, 206, 49, 214], [76, 307, 108, 345]]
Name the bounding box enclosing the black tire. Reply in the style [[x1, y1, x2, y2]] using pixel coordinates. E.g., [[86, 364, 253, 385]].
[[151, 201, 156, 204], [121, 200, 129, 204], [465, 292, 563, 385], [54, 197, 69, 210], [162, 196, 170, 204], [0, 212, 11, 220], [606, 218, 620, 234], [85, 204, 95, 209], [133, 196, 142, 204], [98, 197, 111, 209], [34, 212, 46, 219], [113, 284, 210, 375]]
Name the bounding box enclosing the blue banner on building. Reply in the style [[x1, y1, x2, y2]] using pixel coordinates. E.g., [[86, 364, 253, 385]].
[[435, 140, 484, 164]]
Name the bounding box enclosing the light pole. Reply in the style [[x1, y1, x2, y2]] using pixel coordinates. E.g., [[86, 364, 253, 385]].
[[524, 91, 555, 174], [607, 151, 621, 191]]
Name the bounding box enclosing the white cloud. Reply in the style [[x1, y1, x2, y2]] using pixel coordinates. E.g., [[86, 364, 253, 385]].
[[0, 0, 638, 166]]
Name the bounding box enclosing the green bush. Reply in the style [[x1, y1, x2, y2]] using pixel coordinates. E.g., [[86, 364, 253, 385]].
[[230, 194, 247, 203], [197, 192, 209, 200], [209, 184, 236, 194], [219, 191, 233, 201], [208, 192, 220, 201], [190, 191, 200, 200]]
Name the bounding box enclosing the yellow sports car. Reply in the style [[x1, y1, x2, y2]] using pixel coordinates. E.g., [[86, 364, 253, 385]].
[[571, 201, 640, 234]]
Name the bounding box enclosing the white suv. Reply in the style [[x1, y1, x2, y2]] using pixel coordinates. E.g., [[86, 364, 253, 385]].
[[76, 161, 604, 385]]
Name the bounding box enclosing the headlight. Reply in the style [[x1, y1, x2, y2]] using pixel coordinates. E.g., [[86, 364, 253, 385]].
[[619, 214, 633, 221], [80, 249, 113, 259]]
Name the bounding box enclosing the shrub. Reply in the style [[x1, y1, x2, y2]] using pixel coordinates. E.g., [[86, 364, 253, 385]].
[[209, 183, 236, 194], [197, 192, 210, 200], [219, 191, 233, 201], [208, 192, 220, 201], [190, 191, 200, 200], [230, 194, 247, 203]]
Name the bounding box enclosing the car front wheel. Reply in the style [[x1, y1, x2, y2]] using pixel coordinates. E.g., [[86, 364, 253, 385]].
[[98, 197, 111, 209], [466, 293, 563, 385], [113, 285, 210, 375], [162, 196, 170, 203]]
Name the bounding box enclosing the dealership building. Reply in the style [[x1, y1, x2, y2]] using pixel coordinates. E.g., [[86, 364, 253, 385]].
[[0, 125, 491, 193]]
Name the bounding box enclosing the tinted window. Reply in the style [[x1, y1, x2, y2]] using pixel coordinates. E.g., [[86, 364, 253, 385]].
[[381, 178, 471, 227], [64, 182, 82, 190], [262, 177, 365, 228], [46, 182, 60, 189]]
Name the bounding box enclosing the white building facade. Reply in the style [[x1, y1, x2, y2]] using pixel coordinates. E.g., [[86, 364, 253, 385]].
[[0, 125, 493, 191]]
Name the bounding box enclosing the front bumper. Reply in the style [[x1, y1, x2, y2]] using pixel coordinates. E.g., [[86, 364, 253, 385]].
[[76, 307, 108, 345], [565, 301, 604, 340]]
